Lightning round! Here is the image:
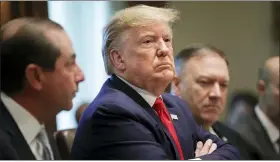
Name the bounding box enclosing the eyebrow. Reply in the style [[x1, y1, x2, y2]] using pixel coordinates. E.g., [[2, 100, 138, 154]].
[[139, 32, 172, 39], [197, 76, 229, 83]]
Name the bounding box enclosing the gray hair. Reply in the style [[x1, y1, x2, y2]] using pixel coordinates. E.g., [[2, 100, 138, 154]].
[[175, 43, 228, 77], [102, 5, 179, 75]]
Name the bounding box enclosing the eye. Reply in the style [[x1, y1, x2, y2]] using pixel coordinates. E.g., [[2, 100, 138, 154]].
[[198, 80, 211, 86], [66, 60, 76, 68], [220, 83, 228, 88], [142, 39, 153, 44], [164, 38, 171, 42], [143, 40, 151, 44]]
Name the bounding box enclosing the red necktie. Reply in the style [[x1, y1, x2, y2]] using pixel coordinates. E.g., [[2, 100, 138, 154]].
[[153, 97, 184, 160]]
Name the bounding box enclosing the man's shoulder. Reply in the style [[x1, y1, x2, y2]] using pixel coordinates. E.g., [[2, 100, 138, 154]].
[[0, 128, 11, 142], [162, 93, 192, 112], [213, 122, 263, 160], [213, 121, 251, 141], [162, 93, 188, 106], [83, 86, 151, 123], [0, 128, 17, 159], [234, 112, 260, 133], [0, 101, 14, 131], [92, 86, 140, 109]]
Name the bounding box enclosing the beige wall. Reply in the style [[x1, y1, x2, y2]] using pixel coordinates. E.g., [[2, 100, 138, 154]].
[[170, 1, 277, 99]]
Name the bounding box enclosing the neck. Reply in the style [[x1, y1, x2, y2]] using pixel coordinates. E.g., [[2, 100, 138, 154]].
[[258, 100, 280, 130], [119, 73, 170, 97], [202, 124, 212, 131], [194, 116, 213, 130], [145, 81, 169, 96], [11, 91, 51, 124]]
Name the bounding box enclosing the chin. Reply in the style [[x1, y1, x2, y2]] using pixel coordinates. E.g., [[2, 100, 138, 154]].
[[62, 102, 73, 111], [203, 114, 219, 123], [158, 70, 174, 79]]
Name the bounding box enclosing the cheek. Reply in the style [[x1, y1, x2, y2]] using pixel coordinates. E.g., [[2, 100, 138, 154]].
[[188, 86, 205, 107], [193, 87, 208, 103], [57, 70, 76, 86], [170, 59, 175, 69], [128, 50, 153, 67], [221, 90, 228, 103]]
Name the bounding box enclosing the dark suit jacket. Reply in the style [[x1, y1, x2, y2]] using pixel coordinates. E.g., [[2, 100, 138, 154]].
[[0, 101, 61, 160], [233, 109, 280, 160], [71, 74, 240, 160], [213, 121, 263, 160]]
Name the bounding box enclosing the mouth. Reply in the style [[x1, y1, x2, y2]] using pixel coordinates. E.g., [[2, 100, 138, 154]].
[[203, 105, 220, 112], [156, 63, 172, 70]]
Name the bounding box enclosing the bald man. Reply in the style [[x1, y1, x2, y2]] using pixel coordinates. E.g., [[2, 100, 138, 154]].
[[234, 56, 279, 159]]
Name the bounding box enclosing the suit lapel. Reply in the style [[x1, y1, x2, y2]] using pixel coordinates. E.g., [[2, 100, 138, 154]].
[[46, 132, 61, 160], [0, 101, 36, 160], [212, 123, 228, 142], [251, 111, 278, 156], [109, 74, 160, 122], [109, 74, 180, 159]]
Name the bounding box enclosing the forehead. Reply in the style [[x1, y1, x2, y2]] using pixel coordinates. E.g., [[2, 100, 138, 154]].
[[184, 51, 229, 80], [44, 29, 74, 58], [271, 64, 279, 84], [124, 22, 172, 38]]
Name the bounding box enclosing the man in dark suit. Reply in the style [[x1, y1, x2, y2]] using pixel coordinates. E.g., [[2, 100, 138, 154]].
[[233, 56, 279, 159], [172, 44, 262, 159], [0, 17, 85, 160], [71, 5, 240, 160]]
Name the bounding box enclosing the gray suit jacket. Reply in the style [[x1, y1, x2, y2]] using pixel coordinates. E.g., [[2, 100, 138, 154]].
[[233, 108, 279, 160]]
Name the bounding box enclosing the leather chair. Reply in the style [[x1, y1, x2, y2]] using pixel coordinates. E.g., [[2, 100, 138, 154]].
[[54, 128, 76, 160]]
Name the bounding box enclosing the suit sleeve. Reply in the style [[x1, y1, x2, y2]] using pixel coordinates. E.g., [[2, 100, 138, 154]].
[[72, 105, 170, 160], [194, 124, 241, 160], [174, 96, 241, 160]]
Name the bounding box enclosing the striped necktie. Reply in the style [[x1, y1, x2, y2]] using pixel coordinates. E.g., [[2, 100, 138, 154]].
[[35, 129, 54, 160]]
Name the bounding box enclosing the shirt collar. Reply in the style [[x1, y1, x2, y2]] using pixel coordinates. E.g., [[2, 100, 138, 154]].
[[209, 127, 218, 137], [1, 92, 43, 144], [255, 105, 280, 143], [116, 75, 158, 107]]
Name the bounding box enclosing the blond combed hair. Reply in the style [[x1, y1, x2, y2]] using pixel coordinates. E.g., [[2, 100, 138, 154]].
[[102, 4, 179, 75]]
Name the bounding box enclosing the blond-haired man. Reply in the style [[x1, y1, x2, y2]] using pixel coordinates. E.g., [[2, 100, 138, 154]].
[[71, 5, 240, 160]]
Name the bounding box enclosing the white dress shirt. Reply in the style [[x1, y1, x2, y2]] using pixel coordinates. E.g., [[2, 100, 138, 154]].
[[117, 76, 157, 107], [255, 105, 280, 153], [1, 92, 53, 160]]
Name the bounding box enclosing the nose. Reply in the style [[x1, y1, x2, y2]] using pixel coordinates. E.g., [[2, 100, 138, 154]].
[[75, 65, 85, 83], [157, 39, 170, 57], [209, 82, 221, 99]]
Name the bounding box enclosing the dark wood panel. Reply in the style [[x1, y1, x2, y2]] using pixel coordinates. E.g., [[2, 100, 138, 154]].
[[1, 1, 12, 26], [273, 2, 280, 40], [0, 1, 48, 26]]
